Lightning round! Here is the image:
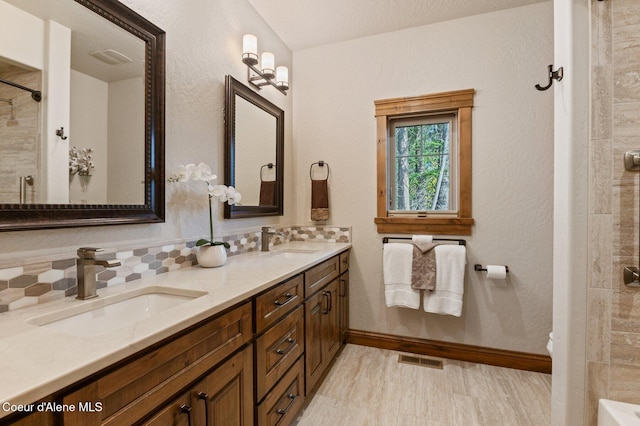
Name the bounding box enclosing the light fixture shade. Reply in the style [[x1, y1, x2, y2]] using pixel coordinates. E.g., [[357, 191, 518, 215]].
[[276, 66, 289, 90], [261, 52, 275, 79], [242, 34, 258, 65]]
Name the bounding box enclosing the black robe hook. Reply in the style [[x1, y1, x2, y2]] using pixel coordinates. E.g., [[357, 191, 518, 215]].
[[56, 127, 68, 140], [535, 65, 563, 91]]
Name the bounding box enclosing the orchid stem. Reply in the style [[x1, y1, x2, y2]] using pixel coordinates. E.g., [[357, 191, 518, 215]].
[[208, 194, 214, 245]]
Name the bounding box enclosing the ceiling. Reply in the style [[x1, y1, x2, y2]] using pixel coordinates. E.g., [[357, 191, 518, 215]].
[[4, 0, 145, 83], [247, 0, 548, 51]]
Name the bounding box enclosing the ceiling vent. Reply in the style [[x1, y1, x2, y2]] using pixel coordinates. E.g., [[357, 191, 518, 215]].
[[89, 49, 133, 65]]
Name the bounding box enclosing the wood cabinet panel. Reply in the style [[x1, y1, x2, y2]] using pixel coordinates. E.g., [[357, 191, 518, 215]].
[[255, 274, 303, 333], [62, 302, 252, 425], [339, 250, 350, 275], [191, 345, 254, 426], [339, 271, 349, 346], [304, 279, 339, 395], [256, 357, 305, 426], [255, 306, 304, 401], [305, 257, 339, 297]]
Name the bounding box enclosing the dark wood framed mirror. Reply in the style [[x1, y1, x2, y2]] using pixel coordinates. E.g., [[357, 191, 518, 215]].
[[224, 75, 284, 218], [0, 0, 165, 231]]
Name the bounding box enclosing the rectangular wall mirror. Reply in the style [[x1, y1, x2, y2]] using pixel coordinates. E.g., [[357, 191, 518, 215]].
[[224, 75, 284, 218], [0, 0, 165, 231]]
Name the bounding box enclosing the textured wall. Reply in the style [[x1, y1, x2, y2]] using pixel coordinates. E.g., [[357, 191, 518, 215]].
[[585, 0, 640, 424], [292, 2, 554, 354], [0, 0, 294, 261]]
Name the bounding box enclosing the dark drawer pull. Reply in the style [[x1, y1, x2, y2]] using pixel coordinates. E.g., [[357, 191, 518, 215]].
[[179, 404, 192, 426], [276, 393, 297, 415], [322, 291, 329, 314], [196, 392, 210, 426], [274, 292, 294, 306], [275, 337, 295, 355]]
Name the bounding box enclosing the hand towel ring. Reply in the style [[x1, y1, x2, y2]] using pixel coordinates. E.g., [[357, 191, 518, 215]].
[[310, 161, 330, 180], [260, 163, 275, 182]]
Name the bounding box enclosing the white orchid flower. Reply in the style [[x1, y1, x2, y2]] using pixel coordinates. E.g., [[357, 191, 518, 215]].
[[226, 186, 242, 205]]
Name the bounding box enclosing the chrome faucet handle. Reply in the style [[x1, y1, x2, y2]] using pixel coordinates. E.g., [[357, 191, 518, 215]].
[[77, 247, 104, 259]]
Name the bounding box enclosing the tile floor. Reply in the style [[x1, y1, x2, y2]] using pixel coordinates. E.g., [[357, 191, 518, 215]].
[[295, 344, 551, 426]]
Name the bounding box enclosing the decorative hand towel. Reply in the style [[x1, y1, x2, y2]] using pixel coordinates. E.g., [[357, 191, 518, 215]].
[[383, 243, 420, 309], [423, 245, 467, 316], [259, 180, 276, 206], [412, 235, 434, 253], [311, 179, 329, 221], [411, 245, 437, 291]]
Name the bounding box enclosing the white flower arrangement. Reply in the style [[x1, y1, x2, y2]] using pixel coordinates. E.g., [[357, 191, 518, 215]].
[[69, 146, 95, 176], [168, 162, 242, 248]]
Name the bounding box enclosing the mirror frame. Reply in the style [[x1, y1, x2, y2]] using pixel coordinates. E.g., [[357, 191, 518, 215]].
[[224, 75, 284, 218], [0, 0, 165, 232]]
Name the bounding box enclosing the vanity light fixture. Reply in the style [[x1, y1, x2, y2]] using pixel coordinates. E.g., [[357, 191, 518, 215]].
[[242, 34, 289, 95]]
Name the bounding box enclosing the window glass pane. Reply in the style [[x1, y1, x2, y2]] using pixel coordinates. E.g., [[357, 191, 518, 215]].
[[391, 120, 451, 212]]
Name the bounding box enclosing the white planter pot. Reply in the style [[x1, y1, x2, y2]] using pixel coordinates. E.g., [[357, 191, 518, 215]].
[[196, 245, 227, 268]]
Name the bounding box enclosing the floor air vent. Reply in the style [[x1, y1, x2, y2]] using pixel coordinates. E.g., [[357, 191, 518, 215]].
[[398, 354, 444, 369]]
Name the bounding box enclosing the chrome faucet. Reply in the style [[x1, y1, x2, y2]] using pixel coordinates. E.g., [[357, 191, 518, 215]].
[[76, 247, 121, 300], [261, 227, 285, 251]]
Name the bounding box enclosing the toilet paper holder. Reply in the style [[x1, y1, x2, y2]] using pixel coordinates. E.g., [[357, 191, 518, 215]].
[[474, 264, 509, 273]]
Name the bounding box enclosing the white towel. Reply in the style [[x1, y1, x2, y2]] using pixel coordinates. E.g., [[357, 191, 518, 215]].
[[424, 245, 467, 316], [383, 243, 420, 309], [412, 235, 434, 253]]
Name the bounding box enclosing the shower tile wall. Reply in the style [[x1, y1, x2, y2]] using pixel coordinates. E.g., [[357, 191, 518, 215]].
[[587, 0, 640, 424], [0, 63, 41, 204]]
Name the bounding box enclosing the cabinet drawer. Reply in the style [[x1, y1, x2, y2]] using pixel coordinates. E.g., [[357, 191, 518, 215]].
[[305, 256, 339, 296], [255, 274, 303, 333], [257, 357, 305, 426], [255, 306, 304, 401], [62, 301, 252, 425], [339, 250, 350, 275]]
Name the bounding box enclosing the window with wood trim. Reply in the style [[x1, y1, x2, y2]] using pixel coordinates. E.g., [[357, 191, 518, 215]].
[[374, 89, 474, 235]]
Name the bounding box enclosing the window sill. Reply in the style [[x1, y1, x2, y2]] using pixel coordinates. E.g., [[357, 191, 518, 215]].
[[374, 216, 474, 235]]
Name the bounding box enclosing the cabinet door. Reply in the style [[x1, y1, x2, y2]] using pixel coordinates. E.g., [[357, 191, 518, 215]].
[[304, 279, 340, 395], [142, 393, 191, 426], [191, 345, 254, 426], [304, 289, 325, 394], [323, 279, 340, 364], [338, 271, 349, 346]]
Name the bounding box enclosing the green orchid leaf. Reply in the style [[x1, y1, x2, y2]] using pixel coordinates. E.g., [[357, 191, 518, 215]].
[[196, 239, 212, 247]]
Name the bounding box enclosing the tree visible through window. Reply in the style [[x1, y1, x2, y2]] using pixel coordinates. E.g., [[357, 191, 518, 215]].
[[390, 115, 455, 213]]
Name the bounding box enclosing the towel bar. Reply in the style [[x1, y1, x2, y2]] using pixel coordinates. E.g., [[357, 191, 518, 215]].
[[382, 236, 466, 246]]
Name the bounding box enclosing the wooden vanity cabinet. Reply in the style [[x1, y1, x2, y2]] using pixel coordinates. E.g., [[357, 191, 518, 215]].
[[5, 248, 350, 426], [144, 345, 254, 426], [61, 301, 252, 426]]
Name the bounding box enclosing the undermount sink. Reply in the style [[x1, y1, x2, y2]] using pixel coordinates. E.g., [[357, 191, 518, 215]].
[[28, 286, 207, 337], [267, 248, 321, 258]]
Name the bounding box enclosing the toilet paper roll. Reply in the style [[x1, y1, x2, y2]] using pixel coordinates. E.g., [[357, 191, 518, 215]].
[[485, 265, 507, 280]]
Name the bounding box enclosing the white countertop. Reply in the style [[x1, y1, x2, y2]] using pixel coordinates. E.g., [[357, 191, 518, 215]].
[[0, 241, 350, 418]]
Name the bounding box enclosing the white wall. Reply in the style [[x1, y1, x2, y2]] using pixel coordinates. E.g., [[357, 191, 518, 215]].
[[107, 76, 145, 204], [292, 2, 554, 354], [69, 70, 108, 204], [551, 0, 589, 423], [0, 0, 293, 259]]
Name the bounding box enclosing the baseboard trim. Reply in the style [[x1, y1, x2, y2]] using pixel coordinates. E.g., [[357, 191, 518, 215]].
[[346, 329, 551, 374]]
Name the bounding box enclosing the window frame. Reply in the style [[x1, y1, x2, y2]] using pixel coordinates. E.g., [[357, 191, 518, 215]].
[[374, 89, 474, 235]]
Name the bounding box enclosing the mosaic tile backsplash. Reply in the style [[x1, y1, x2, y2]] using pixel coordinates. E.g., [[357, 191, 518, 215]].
[[0, 226, 350, 313]]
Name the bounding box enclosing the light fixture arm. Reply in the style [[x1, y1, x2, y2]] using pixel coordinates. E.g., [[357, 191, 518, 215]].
[[243, 59, 288, 95]]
